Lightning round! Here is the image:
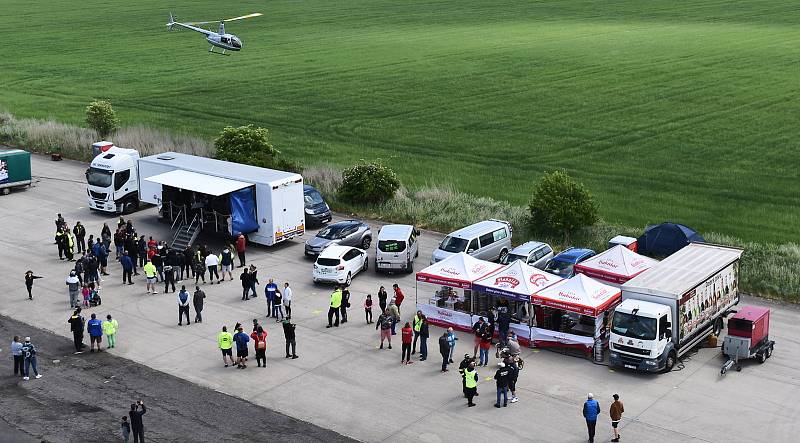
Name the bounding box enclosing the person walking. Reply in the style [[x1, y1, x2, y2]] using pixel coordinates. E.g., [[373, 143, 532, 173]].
[[73, 221, 86, 253], [282, 282, 292, 319], [247, 265, 259, 299], [143, 260, 158, 294], [340, 286, 350, 324], [387, 300, 400, 335], [265, 279, 278, 316], [193, 286, 206, 323], [121, 251, 134, 285], [68, 308, 85, 352], [364, 294, 373, 324], [493, 361, 510, 408], [177, 285, 191, 326], [250, 325, 268, 367], [218, 326, 235, 367], [66, 271, 80, 308], [376, 309, 393, 350], [401, 322, 413, 365], [464, 361, 479, 407], [205, 251, 220, 284], [505, 354, 519, 404], [87, 313, 103, 352], [163, 264, 176, 293], [239, 268, 251, 301], [419, 314, 429, 361], [194, 254, 206, 284], [121, 416, 131, 443], [21, 337, 41, 380], [273, 288, 285, 321], [392, 284, 405, 315], [439, 332, 451, 372], [326, 286, 342, 328], [129, 401, 146, 443], [472, 317, 486, 358], [282, 318, 298, 359], [11, 336, 24, 377], [377, 286, 388, 314], [235, 233, 247, 267], [24, 270, 43, 300], [219, 247, 234, 281], [610, 393, 624, 442], [446, 327, 458, 363], [412, 310, 422, 354], [583, 393, 601, 443], [479, 329, 492, 367], [103, 314, 118, 349], [233, 327, 250, 368]]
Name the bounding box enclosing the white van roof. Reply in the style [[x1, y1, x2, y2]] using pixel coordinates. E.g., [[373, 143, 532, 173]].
[[139, 152, 301, 186], [447, 219, 510, 239], [378, 224, 414, 240]]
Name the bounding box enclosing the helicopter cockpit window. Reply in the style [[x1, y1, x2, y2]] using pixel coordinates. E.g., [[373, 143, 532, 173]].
[[221, 37, 229, 44], [232, 39, 241, 48]]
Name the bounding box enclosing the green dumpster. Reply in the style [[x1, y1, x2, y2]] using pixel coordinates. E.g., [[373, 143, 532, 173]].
[[0, 148, 32, 195]]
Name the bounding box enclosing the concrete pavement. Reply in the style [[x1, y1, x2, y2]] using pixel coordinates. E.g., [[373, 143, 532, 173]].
[[0, 153, 798, 442]]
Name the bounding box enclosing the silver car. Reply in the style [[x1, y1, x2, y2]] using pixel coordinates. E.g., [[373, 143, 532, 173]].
[[305, 219, 372, 257], [501, 241, 554, 270]]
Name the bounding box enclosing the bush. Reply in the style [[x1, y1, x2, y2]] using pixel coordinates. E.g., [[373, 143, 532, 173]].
[[338, 161, 400, 204], [214, 124, 300, 172], [528, 170, 598, 242], [85, 100, 119, 138]]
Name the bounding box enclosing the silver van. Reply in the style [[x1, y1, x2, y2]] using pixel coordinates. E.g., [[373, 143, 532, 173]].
[[501, 241, 554, 269], [430, 219, 513, 264], [375, 224, 420, 273]]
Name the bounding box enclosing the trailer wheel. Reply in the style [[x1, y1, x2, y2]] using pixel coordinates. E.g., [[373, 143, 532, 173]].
[[663, 351, 676, 373], [757, 352, 767, 364], [1, 188, 9, 195], [765, 346, 772, 358], [713, 317, 724, 336]]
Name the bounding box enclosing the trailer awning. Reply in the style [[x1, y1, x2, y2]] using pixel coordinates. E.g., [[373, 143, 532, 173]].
[[144, 170, 252, 196]]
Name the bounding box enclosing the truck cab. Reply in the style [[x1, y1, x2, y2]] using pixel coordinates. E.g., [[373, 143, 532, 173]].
[[609, 299, 675, 372], [86, 147, 140, 213]]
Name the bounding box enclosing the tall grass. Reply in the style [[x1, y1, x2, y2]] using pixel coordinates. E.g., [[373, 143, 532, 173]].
[[305, 164, 800, 303], [0, 112, 213, 161]]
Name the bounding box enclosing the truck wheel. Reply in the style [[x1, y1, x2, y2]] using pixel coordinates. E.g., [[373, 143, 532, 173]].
[[663, 351, 676, 373], [361, 236, 371, 250], [122, 199, 139, 214], [713, 317, 724, 336]]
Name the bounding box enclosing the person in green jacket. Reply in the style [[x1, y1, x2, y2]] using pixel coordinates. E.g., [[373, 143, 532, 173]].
[[218, 326, 234, 367], [464, 361, 479, 407], [143, 260, 158, 295], [326, 286, 342, 328], [102, 314, 119, 348]]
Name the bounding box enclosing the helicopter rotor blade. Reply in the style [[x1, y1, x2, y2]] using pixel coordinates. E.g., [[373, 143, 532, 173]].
[[223, 12, 263, 22]]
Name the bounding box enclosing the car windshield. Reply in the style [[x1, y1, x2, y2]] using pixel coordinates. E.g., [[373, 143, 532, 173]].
[[502, 253, 526, 265], [86, 167, 113, 188], [545, 260, 573, 274], [439, 236, 468, 253], [317, 258, 340, 267], [378, 240, 406, 253], [317, 225, 345, 240], [304, 189, 325, 207], [612, 312, 657, 340]]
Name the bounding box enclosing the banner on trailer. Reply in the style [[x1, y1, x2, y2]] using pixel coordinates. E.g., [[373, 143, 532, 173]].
[[417, 303, 473, 331], [0, 159, 8, 184], [530, 327, 594, 348]]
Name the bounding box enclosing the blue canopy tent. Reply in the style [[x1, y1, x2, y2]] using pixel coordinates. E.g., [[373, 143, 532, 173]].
[[637, 222, 705, 257]]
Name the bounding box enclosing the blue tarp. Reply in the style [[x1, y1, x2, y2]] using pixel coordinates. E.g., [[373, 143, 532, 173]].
[[230, 188, 259, 235], [637, 222, 705, 257]]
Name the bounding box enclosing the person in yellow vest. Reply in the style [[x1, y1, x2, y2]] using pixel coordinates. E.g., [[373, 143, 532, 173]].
[[102, 314, 119, 349], [464, 361, 479, 407], [143, 260, 158, 295], [412, 310, 423, 354], [65, 229, 75, 261], [326, 286, 342, 328], [218, 326, 235, 367]]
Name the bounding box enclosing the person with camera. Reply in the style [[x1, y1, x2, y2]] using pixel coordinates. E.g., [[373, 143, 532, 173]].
[[129, 400, 147, 443]]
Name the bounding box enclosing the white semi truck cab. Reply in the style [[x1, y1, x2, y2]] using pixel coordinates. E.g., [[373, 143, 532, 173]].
[[610, 299, 675, 372], [86, 147, 140, 213]]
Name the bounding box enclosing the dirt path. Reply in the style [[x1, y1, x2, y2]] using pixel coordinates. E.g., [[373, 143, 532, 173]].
[[0, 315, 354, 442]]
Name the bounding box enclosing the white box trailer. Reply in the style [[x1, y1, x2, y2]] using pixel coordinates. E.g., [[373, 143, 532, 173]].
[[609, 243, 743, 373], [137, 152, 305, 247]]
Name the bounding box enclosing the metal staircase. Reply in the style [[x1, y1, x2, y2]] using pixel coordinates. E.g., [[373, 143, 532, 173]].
[[170, 214, 201, 250]]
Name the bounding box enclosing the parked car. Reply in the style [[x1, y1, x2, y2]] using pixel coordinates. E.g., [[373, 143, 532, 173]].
[[304, 184, 331, 227], [375, 224, 420, 273], [544, 247, 596, 278], [312, 245, 368, 285], [430, 219, 512, 264], [305, 219, 372, 257], [501, 241, 554, 269]]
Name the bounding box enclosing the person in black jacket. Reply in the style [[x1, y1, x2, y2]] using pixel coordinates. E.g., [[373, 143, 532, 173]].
[[340, 287, 350, 323], [73, 222, 86, 253], [240, 268, 251, 301], [419, 315, 429, 361], [68, 308, 85, 352], [282, 319, 298, 359], [494, 362, 510, 408], [458, 354, 474, 397], [137, 236, 148, 268], [24, 271, 43, 300], [129, 400, 146, 443], [182, 246, 194, 279], [439, 332, 451, 372]]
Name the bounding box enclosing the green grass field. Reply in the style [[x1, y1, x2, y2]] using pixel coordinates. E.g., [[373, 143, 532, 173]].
[[3, 0, 799, 243]]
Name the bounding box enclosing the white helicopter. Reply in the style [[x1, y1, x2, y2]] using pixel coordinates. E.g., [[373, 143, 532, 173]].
[[166, 12, 262, 54]]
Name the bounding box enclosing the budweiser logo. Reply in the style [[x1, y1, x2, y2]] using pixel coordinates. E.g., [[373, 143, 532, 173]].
[[495, 276, 520, 288]]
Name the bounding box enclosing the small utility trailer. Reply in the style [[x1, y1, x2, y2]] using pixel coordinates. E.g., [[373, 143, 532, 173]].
[[721, 306, 775, 374]]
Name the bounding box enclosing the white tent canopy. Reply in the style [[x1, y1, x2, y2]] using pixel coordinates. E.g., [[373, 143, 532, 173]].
[[473, 260, 563, 301], [416, 252, 502, 289], [144, 170, 252, 197], [532, 274, 621, 317], [574, 245, 658, 285]]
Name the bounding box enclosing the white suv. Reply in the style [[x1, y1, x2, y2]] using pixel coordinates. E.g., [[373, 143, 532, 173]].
[[313, 244, 368, 285]]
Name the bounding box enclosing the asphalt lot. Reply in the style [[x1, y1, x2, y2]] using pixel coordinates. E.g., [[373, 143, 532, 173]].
[[0, 154, 798, 442]]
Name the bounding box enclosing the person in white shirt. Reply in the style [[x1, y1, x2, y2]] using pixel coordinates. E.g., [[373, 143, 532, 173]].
[[204, 251, 220, 284], [283, 282, 293, 319]]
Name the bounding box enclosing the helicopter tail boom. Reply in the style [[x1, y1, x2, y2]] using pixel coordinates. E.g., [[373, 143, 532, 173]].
[[167, 12, 176, 30]]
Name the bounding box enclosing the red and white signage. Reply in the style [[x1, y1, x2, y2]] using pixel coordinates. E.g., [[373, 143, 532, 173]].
[[416, 253, 502, 289], [473, 260, 563, 302], [532, 274, 621, 317], [574, 245, 658, 285]]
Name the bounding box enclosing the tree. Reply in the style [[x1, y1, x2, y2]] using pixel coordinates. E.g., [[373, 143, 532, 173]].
[[214, 125, 300, 171], [528, 170, 598, 242], [338, 160, 400, 204], [85, 100, 119, 138]]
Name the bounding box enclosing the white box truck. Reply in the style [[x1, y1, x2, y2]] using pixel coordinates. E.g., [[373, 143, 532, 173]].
[[86, 149, 304, 247], [609, 243, 743, 373]]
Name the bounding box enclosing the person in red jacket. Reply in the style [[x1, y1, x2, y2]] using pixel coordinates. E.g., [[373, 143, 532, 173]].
[[235, 233, 247, 268], [401, 322, 413, 365], [250, 325, 268, 368], [392, 284, 405, 315]]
